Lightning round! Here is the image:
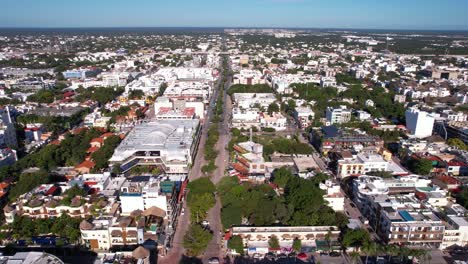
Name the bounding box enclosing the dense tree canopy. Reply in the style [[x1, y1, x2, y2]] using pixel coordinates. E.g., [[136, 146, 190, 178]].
[[11, 214, 82, 242], [227, 84, 273, 96], [187, 177, 216, 223], [447, 138, 467, 150], [183, 224, 213, 256], [75, 86, 124, 105], [407, 158, 433, 175], [227, 235, 244, 255], [218, 168, 348, 229]]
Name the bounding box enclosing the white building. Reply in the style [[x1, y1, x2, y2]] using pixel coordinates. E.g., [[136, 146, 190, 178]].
[[154, 96, 205, 120], [320, 76, 337, 87], [270, 74, 320, 94], [163, 80, 212, 103], [125, 74, 164, 95], [232, 108, 260, 129], [84, 110, 112, 128], [232, 93, 276, 109], [109, 119, 200, 177], [294, 106, 315, 128], [326, 105, 352, 124], [405, 108, 435, 138], [320, 180, 345, 212], [356, 110, 371, 121], [233, 69, 265, 85], [120, 178, 171, 217], [260, 112, 287, 131], [101, 72, 130, 87]]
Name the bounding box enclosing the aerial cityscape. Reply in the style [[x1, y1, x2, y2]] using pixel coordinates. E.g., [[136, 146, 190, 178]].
[[0, 1, 468, 264]]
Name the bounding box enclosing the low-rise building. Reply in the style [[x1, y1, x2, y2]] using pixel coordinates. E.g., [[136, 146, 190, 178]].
[[233, 69, 265, 85], [227, 226, 340, 255]]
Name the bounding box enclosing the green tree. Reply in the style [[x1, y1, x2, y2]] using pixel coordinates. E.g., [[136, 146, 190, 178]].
[[292, 238, 302, 252], [272, 167, 294, 188], [227, 235, 244, 255], [189, 192, 215, 223], [342, 228, 371, 251], [362, 242, 378, 264], [183, 224, 213, 256], [221, 204, 242, 229], [447, 138, 467, 150], [268, 235, 280, 249], [267, 102, 280, 115], [408, 158, 433, 175]]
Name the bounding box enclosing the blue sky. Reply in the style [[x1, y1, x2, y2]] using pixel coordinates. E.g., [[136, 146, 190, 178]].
[[2, 0, 468, 30]]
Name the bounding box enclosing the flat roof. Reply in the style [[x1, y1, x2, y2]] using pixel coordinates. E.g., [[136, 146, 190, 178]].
[[110, 119, 199, 162]]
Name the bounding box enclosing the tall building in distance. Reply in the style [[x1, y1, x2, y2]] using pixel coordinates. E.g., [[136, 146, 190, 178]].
[[405, 108, 435, 138]]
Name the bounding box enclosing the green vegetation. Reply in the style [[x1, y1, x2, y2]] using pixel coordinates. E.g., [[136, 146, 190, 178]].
[[292, 238, 302, 252], [187, 177, 216, 223], [268, 235, 280, 249], [0, 128, 105, 200], [128, 89, 145, 99], [227, 84, 273, 96], [253, 136, 313, 160], [183, 223, 213, 256], [91, 135, 122, 171], [340, 85, 406, 122], [27, 89, 62, 104], [343, 121, 403, 142], [456, 187, 468, 209], [8, 171, 51, 201], [10, 214, 82, 242], [182, 178, 217, 257], [202, 123, 220, 174], [407, 158, 433, 175], [267, 102, 279, 115], [75, 86, 124, 105], [291, 83, 338, 118], [17, 109, 89, 135], [341, 228, 371, 251], [227, 235, 244, 254], [447, 138, 467, 150], [217, 169, 348, 229]]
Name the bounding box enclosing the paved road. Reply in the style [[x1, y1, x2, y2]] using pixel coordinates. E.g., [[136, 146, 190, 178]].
[[201, 58, 232, 264], [158, 56, 227, 264]]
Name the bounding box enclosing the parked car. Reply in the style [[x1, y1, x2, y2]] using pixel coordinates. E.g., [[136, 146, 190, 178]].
[[330, 251, 341, 257]]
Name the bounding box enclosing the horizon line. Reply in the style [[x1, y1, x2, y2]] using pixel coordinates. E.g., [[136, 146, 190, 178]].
[[0, 26, 467, 32]]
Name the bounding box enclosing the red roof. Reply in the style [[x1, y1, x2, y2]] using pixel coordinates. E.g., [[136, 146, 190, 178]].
[[87, 146, 100, 153], [63, 91, 75, 98], [90, 138, 104, 144], [447, 161, 467, 167], [45, 186, 58, 196], [75, 160, 95, 169], [100, 132, 114, 139]]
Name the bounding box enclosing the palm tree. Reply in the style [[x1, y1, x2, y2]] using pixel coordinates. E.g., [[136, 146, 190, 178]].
[[385, 244, 398, 262], [350, 251, 361, 264], [361, 242, 377, 264], [397, 245, 410, 263], [325, 230, 332, 253]]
